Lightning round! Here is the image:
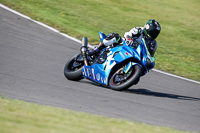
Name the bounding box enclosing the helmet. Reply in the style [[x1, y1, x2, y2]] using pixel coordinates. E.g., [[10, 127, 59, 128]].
[[143, 19, 161, 39]]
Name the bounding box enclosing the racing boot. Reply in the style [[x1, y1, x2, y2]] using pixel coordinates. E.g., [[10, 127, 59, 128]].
[[88, 32, 122, 56], [87, 43, 105, 57]]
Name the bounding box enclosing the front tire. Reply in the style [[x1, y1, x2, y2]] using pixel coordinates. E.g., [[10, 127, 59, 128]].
[[64, 54, 84, 81], [109, 65, 142, 91]]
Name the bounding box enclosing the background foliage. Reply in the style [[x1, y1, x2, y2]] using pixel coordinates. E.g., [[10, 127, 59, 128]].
[[1, 0, 200, 81]]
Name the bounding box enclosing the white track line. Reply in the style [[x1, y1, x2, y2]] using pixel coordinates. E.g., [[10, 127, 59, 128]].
[[152, 69, 200, 84], [0, 4, 199, 84]]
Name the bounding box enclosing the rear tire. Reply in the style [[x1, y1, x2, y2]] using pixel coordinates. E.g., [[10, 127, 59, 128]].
[[109, 65, 142, 91], [64, 54, 84, 81]]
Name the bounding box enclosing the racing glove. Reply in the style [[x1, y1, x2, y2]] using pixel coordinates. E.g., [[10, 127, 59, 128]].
[[125, 37, 139, 48]]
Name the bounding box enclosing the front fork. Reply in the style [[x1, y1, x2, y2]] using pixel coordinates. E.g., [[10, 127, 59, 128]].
[[81, 37, 92, 77], [123, 62, 133, 74], [123, 62, 143, 74]]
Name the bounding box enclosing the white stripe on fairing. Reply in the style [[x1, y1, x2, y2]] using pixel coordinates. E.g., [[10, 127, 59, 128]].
[[1, 4, 199, 85]]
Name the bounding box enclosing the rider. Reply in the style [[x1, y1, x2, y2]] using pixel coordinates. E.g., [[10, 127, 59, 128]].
[[88, 19, 161, 58]]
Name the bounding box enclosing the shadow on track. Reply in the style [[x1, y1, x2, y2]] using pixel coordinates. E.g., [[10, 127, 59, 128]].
[[79, 80, 200, 101], [125, 88, 200, 101]]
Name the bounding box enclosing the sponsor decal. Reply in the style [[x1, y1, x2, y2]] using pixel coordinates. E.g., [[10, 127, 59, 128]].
[[92, 68, 95, 80], [119, 51, 125, 59], [83, 67, 87, 76], [96, 73, 100, 81], [125, 52, 129, 56], [87, 68, 91, 77]]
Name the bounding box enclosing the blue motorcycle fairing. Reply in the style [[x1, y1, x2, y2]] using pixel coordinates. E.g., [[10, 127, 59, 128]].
[[83, 45, 145, 85], [83, 46, 132, 85], [83, 32, 155, 86], [83, 65, 108, 85]]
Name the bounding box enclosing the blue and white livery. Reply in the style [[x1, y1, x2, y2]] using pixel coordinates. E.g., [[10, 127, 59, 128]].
[[64, 31, 155, 91]]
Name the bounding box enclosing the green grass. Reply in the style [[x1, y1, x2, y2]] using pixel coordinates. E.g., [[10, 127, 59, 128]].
[[0, 97, 193, 133], [0, 0, 200, 81]]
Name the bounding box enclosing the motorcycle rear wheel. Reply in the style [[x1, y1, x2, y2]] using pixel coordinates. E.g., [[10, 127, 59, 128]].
[[109, 64, 142, 91], [64, 53, 84, 81]]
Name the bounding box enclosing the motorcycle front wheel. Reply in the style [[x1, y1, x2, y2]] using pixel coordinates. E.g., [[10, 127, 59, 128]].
[[64, 53, 84, 81], [109, 64, 142, 91]]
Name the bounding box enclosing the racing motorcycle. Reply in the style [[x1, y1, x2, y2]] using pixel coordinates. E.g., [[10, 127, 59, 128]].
[[64, 31, 155, 91]]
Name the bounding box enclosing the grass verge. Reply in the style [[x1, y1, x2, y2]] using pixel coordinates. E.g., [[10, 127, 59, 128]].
[[0, 97, 193, 133], [1, 0, 200, 81]]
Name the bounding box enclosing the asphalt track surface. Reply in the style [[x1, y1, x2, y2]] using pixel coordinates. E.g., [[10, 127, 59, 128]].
[[0, 6, 200, 132]]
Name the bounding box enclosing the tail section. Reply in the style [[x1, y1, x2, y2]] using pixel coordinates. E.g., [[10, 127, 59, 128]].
[[99, 31, 107, 43]]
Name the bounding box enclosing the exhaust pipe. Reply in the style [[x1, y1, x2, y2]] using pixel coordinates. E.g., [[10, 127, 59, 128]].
[[81, 37, 89, 66]]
